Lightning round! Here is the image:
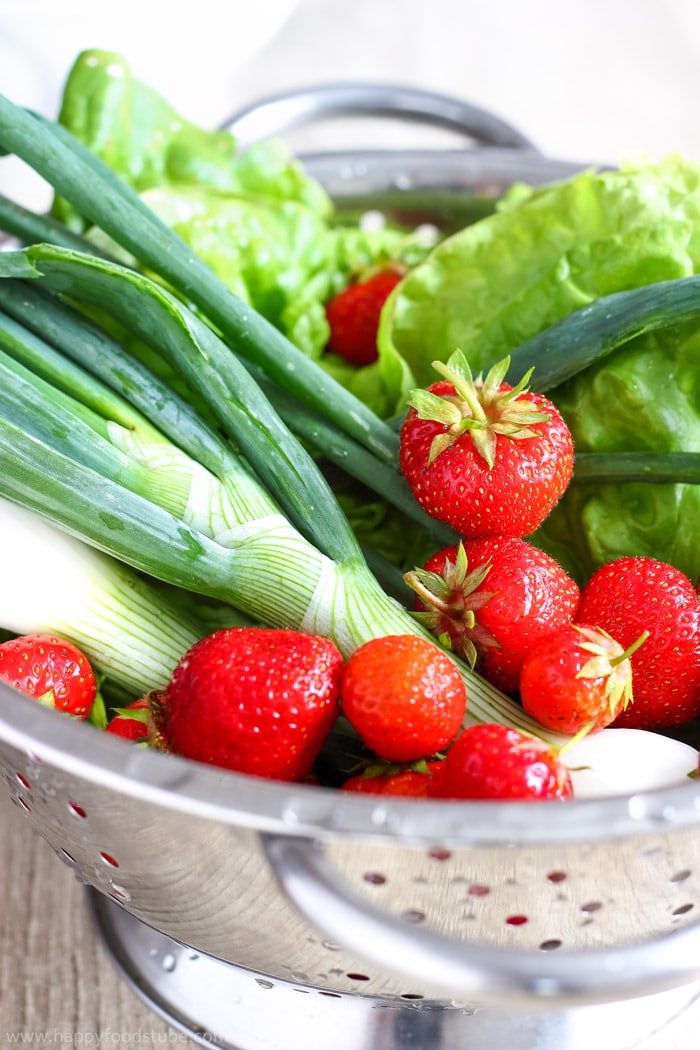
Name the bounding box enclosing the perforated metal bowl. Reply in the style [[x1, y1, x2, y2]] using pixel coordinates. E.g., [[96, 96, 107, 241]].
[[2, 85, 700, 1050]]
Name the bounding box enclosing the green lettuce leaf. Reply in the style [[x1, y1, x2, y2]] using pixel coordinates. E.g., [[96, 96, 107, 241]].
[[52, 49, 332, 229]]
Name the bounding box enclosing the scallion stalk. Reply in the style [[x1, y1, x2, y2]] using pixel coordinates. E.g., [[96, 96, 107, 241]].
[[505, 276, 700, 391], [0, 191, 111, 255], [0, 244, 366, 568], [573, 451, 700, 484]]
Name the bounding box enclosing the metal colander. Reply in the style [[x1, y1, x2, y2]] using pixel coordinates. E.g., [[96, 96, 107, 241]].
[[2, 86, 700, 1049]]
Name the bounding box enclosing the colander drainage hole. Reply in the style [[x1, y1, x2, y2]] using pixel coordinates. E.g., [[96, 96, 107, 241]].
[[99, 852, 120, 868], [580, 901, 603, 914], [467, 884, 490, 897], [428, 847, 452, 862], [670, 869, 692, 884], [346, 973, 370, 982], [539, 939, 562, 951], [14, 772, 30, 790], [108, 885, 131, 905], [546, 871, 567, 883], [13, 794, 30, 813], [505, 915, 528, 926], [68, 801, 87, 819], [363, 872, 386, 885], [672, 903, 694, 916]]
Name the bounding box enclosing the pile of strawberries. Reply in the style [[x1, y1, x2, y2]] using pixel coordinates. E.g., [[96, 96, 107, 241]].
[[398, 349, 700, 734], [2, 340, 700, 802], [102, 626, 576, 802]]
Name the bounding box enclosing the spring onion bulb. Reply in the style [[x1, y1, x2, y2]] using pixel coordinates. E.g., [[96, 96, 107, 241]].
[[0, 497, 204, 695], [564, 728, 698, 799]]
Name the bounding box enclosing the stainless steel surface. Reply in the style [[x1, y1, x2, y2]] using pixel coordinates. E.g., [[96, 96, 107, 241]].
[[88, 892, 700, 1050], [263, 833, 700, 1006], [1, 674, 700, 1019], [221, 82, 540, 151]]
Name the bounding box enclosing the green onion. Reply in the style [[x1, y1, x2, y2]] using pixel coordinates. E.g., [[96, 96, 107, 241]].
[[573, 451, 700, 484], [505, 276, 700, 391], [0, 279, 457, 549], [0, 191, 112, 255], [0, 243, 365, 567], [0, 279, 253, 486]]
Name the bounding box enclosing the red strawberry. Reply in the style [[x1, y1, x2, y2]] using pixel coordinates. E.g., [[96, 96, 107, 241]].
[[435, 723, 573, 801], [105, 694, 169, 748], [340, 634, 467, 763], [325, 269, 403, 365], [0, 633, 96, 719], [341, 759, 446, 797], [576, 556, 700, 729], [162, 628, 343, 781], [405, 537, 580, 694], [399, 352, 574, 537], [106, 698, 151, 742], [519, 623, 648, 734]]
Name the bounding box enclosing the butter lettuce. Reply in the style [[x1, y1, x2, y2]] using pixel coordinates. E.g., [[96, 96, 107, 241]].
[[380, 158, 700, 582], [52, 50, 331, 228], [53, 50, 433, 406]]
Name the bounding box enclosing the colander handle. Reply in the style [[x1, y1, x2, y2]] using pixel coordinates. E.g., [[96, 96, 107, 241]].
[[220, 83, 539, 152], [263, 832, 700, 1007]]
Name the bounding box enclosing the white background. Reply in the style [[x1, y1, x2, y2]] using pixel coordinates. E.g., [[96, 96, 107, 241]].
[[1, 0, 700, 209]]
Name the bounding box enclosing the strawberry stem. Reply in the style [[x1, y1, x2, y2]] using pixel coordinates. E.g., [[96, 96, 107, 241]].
[[609, 630, 649, 667]]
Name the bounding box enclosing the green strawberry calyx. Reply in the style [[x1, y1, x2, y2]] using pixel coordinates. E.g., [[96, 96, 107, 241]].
[[573, 624, 649, 716], [406, 351, 551, 468], [404, 542, 499, 668], [353, 755, 446, 780]]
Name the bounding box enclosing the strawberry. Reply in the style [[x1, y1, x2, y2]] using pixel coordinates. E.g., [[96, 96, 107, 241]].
[[162, 627, 343, 781], [0, 633, 96, 719], [405, 537, 580, 694], [399, 352, 574, 537], [341, 759, 446, 797], [105, 698, 151, 742], [105, 694, 169, 748], [575, 556, 700, 729], [325, 269, 403, 365], [340, 634, 467, 763], [435, 723, 573, 801], [519, 623, 648, 734]]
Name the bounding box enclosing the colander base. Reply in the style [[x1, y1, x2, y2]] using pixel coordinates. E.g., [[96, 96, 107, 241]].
[[87, 889, 700, 1050]]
